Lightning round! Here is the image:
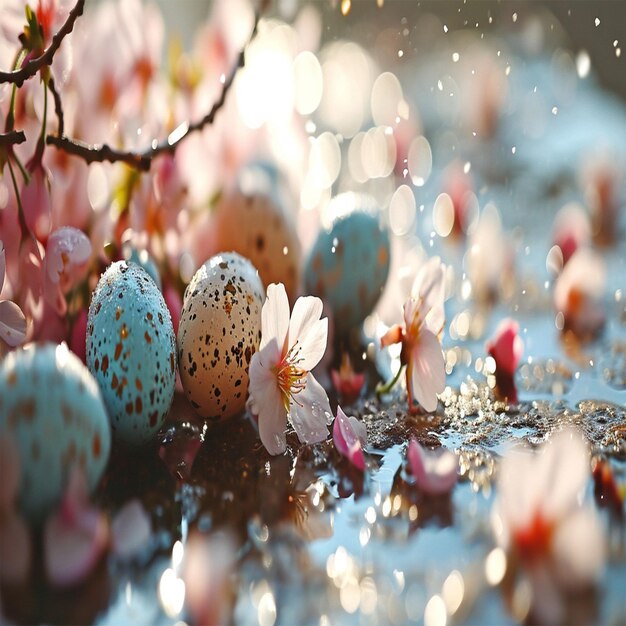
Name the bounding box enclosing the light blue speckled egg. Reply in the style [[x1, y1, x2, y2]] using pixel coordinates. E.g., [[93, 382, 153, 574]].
[[0, 343, 111, 521], [86, 261, 176, 444], [304, 193, 390, 334], [126, 247, 162, 291]]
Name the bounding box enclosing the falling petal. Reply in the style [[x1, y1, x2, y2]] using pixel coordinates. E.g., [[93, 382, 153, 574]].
[[333, 406, 366, 471], [407, 439, 458, 495]]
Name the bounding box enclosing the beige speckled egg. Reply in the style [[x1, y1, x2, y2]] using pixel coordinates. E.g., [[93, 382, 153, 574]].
[[212, 188, 301, 302], [177, 252, 264, 420]]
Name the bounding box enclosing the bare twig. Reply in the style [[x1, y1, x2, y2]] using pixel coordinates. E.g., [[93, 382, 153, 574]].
[[46, 11, 262, 172], [0, 0, 85, 87], [48, 76, 64, 137], [0, 130, 26, 148]]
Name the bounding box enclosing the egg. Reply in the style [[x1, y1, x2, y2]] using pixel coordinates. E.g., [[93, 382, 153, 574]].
[[0, 343, 111, 521], [178, 252, 264, 420], [210, 168, 300, 301], [86, 261, 177, 444], [304, 193, 391, 334]]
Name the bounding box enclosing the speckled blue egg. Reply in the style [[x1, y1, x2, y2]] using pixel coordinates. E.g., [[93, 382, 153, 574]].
[[304, 193, 390, 334], [0, 343, 111, 522], [86, 261, 176, 444]]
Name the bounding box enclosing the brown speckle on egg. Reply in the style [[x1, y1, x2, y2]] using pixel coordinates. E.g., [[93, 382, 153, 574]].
[[177, 252, 264, 420]]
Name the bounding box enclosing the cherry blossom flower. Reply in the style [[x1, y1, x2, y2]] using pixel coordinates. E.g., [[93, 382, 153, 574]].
[[333, 406, 367, 471], [486, 318, 524, 403], [330, 353, 365, 404], [551, 202, 591, 268], [492, 429, 606, 623], [380, 257, 446, 413], [248, 283, 332, 455], [0, 436, 31, 585], [0, 240, 27, 349], [22, 163, 52, 242], [554, 247, 605, 338], [182, 531, 236, 626], [407, 439, 458, 495], [44, 468, 109, 587]]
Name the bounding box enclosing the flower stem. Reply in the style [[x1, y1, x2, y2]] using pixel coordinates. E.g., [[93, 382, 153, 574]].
[[376, 364, 405, 397], [6, 157, 30, 240]]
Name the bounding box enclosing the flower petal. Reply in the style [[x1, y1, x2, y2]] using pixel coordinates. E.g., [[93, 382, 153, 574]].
[[288, 373, 331, 445], [44, 505, 109, 587], [0, 299, 27, 347], [111, 500, 152, 559], [409, 329, 445, 412], [288, 295, 327, 370], [407, 439, 458, 495], [249, 343, 288, 455], [381, 323, 403, 348], [261, 283, 290, 353], [486, 318, 523, 375], [552, 505, 605, 588], [333, 406, 365, 471]]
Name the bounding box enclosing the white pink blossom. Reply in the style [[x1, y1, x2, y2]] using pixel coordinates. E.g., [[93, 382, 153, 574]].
[[380, 257, 446, 413], [44, 469, 109, 587], [407, 439, 458, 495], [554, 247, 605, 338], [333, 406, 367, 471], [248, 283, 332, 455], [492, 429, 606, 622]]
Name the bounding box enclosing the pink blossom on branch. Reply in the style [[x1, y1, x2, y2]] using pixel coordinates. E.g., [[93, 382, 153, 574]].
[[248, 283, 332, 455], [333, 406, 367, 471], [407, 439, 458, 495]]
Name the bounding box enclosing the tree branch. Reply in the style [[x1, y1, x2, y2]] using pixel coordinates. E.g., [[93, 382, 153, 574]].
[[0, 0, 85, 87], [46, 10, 262, 172], [0, 130, 26, 148], [48, 76, 64, 137]]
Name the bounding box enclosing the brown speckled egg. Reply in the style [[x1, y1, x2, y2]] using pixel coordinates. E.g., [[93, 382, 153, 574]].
[[177, 252, 264, 420], [212, 189, 301, 302]]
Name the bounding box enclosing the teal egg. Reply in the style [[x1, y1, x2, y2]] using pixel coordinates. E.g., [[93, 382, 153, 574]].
[[86, 261, 176, 444], [0, 343, 111, 521], [304, 194, 390, 334]]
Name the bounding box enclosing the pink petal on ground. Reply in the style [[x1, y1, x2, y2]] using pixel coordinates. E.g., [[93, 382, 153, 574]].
[[0, 510, 31, 585], [486, 318, 523, 376], [44, 505, 109, 587], [111, 500, 151, 559], [0, 300, 27, 347], [333, 406, 366, 471], [0, 436, 21, 511], [407, 439, 458, 495]]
